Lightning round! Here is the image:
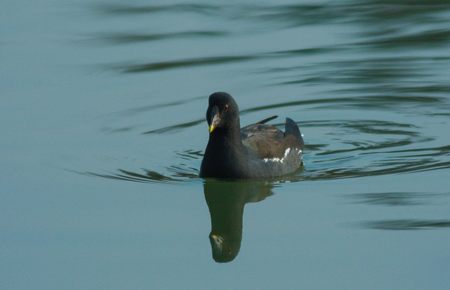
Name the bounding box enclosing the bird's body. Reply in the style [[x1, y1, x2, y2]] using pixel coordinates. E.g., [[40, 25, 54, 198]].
[[200, 92, 304, 179]]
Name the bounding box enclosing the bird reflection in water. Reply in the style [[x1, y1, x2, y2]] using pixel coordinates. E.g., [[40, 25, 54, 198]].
[[203, 179, 273, 263]]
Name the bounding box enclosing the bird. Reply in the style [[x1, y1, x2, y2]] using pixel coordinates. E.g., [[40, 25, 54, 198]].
[[200, 92, 304, 179]]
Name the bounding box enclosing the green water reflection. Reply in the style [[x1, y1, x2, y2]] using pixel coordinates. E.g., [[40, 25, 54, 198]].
[[204, 180, 273, 263]]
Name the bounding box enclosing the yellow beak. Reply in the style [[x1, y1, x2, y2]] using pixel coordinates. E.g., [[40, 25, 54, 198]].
[[209, 125, 216, 133], [208, 110, 220, 134]]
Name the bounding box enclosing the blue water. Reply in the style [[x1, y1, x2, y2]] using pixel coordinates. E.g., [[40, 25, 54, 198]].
[[2, 1, 450, 289]]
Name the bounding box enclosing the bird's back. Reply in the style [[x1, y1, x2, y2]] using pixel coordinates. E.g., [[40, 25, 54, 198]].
[[239, 118, 304, 178]]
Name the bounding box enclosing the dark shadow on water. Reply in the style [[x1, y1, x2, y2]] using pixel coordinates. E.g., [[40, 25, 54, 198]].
[[95, 1, 450, 30], [203, 179, 273, 263], [254, 1, 450, 31], [358, 29, 450, 49], [83, 168, 194, 183], [107, 47, 342, 74], [93, 3, 220, 16], [94, 30, 229, 45], [348, 192, 434, 206], [109, 95, 205, 117], [80, 150, 201, 183], [107, 44, 349, 75], [297, 159, 450, 181], [362, 219, 450, 230], [118, 55, 257, 73], [274, 56, 450, 96], [143, 119, 204, 135]]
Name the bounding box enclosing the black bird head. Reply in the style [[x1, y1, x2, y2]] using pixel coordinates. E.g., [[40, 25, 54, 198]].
[[206, 92, 240, 134]]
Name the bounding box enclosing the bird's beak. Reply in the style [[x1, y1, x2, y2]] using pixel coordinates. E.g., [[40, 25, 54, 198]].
[[209, 124, 216, 133], [208, 107, 220, 134]]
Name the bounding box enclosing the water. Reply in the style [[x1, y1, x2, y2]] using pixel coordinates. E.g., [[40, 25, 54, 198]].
[[2, 0, 450, 289]]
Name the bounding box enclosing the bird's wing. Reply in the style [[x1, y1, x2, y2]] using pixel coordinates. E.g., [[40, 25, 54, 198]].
[[240, 123, 287, 159]]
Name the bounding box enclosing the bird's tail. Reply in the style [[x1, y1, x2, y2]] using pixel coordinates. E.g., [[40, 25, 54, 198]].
[[256, 115, 278, 124], [285, 118, 304, 146]]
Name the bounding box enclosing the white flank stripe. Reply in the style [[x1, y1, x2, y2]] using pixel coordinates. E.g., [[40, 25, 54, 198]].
[[263, 147, 295, 163]]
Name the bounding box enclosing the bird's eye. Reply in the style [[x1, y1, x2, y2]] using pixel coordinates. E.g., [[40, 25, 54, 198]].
[[224, 104, 229, 112]]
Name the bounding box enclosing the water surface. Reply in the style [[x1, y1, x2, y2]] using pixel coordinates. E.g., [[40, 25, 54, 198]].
[[1, 0, 450, 289]]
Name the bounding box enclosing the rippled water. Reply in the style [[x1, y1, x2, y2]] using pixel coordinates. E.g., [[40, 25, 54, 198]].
[[2, 0, 450, 289]]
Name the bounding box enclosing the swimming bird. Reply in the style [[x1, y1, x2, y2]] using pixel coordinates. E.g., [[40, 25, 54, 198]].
[[200, 92, 304, 179]]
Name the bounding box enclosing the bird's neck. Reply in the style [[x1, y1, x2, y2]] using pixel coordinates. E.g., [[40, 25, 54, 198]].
[[202, 120, 247, 178], [208, 123, 242, 151]]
